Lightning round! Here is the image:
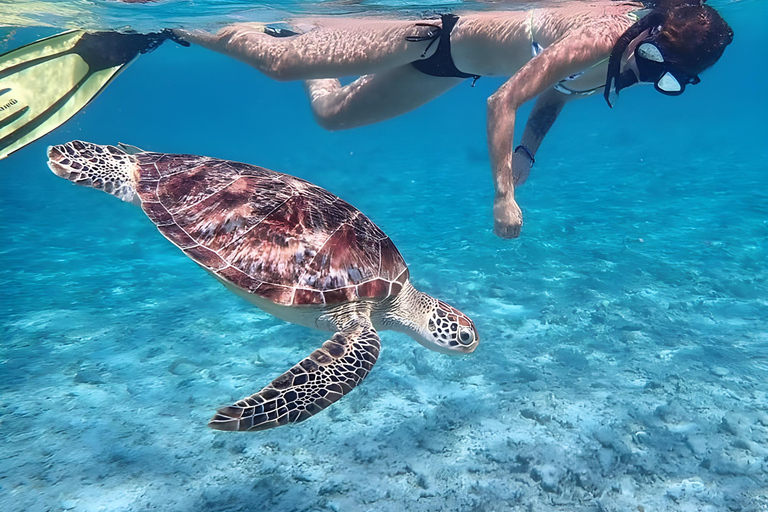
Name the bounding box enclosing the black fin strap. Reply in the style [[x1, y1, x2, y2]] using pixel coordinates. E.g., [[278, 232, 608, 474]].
[[162, 29, 191, 48], [405, 23, 441, 58], [138, 29, 190, 55]]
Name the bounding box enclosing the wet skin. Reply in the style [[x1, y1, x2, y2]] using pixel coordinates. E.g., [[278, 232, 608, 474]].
[[177, 1, 640, 238]]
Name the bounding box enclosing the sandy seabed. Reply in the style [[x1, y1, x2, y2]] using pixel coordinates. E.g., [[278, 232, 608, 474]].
[[2, 149, 767, 512]]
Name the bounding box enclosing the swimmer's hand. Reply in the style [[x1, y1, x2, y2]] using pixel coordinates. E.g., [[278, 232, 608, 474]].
[[512, 152, 532, 186], [512, 144, 534, 186], [493, 195, 523, 239]]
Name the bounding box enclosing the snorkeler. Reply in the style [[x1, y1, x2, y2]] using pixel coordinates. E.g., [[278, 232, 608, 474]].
[[0, 0, 732, 239], [175, 0, 733, 238]]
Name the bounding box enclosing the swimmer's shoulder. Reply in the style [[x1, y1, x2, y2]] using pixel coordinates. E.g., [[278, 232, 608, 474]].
[[532, 1, 644, 46]]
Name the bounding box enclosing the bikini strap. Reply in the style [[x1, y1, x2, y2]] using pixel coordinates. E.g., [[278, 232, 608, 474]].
[[405, 23, 442, 58], [405, 13, 461, 58]]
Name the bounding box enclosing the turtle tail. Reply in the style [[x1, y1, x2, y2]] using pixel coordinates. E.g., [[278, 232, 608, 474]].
[[47, 140, 139, 203]]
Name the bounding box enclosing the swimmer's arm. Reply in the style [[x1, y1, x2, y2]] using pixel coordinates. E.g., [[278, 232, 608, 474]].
[[513, 89, 571, 185], [487, 23, 617, 201]]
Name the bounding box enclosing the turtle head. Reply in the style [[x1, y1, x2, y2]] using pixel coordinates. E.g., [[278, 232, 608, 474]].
[[388, 281, 479, 355], [422, 299, 479, 355]]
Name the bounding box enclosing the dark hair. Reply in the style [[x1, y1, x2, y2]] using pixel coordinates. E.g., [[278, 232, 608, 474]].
[[605, 0, 733, 105], [653, 2, 734, 75]]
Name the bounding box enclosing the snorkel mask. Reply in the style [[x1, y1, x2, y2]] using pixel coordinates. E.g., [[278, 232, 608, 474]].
[[634, 35, 701, 95], [604, 0, 733, 107]]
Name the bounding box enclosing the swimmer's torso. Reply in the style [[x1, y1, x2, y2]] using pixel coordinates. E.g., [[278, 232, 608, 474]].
[[450, 2, 643, 88]]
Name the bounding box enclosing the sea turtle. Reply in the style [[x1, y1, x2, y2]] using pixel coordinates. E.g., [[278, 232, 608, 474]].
[[47, 141, 479, 432]]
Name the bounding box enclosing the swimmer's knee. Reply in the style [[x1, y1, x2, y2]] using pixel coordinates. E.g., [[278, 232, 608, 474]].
[[307, 91, 349, 131], [487, 93, 502, 111], [312, 112, 346, 131], [311, 105, 357, 131]]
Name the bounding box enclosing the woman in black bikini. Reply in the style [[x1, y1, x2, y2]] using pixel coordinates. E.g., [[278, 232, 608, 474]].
[[178, 0, 733, 239]]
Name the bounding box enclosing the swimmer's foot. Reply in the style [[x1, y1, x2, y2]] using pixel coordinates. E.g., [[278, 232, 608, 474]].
[[172, 28, 218, 47], [493, 196, 523, 239], [174, 23, 281, 49]]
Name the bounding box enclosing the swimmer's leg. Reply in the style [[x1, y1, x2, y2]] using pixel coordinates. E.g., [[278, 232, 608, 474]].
[[176, 18, 442, 81], [304, 65, 463, 130]]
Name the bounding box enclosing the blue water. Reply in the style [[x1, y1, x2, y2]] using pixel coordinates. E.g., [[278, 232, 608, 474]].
[[1, 2, 767, 511]]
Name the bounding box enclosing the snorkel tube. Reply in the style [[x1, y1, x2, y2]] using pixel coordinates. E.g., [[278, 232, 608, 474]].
[[604, 0, 733, 107], [604, 10, 664, 107]]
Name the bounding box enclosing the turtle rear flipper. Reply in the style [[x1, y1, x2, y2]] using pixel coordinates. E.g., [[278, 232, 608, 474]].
[[47, 141, 139, 203], [209, 317, 380, 432]]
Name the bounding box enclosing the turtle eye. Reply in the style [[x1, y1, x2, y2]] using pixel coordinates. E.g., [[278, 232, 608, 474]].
[[458, 328, 474, 345]]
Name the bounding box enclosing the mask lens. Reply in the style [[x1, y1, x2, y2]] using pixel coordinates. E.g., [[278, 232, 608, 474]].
[[657, 72, 681, 92], [637, 42, 664, 63], [654, 72, 687, 96], [635, 41, 697, 96]]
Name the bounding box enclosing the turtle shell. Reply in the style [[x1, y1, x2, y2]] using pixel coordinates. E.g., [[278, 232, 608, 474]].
[[132, 153, 409, 306]]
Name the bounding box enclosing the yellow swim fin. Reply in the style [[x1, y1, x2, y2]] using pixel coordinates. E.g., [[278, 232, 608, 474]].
[[0, 29, 186, 160]]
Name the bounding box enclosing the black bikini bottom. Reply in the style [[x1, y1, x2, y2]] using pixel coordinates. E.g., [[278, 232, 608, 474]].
[[409, 14, 480, 81]]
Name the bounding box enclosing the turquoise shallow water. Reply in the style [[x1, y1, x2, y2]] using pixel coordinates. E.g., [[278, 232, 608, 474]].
[[1, 2, 767, 511]]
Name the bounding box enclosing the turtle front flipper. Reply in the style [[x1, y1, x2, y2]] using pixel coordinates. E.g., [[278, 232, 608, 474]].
[[209, 317, 380, 432]]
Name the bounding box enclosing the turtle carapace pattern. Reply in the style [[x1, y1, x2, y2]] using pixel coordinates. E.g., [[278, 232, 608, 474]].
[[48, 141, 479, 432]]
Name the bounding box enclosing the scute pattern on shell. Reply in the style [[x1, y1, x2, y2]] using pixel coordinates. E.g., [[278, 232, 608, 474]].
[[134, 153, 409, 306]]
